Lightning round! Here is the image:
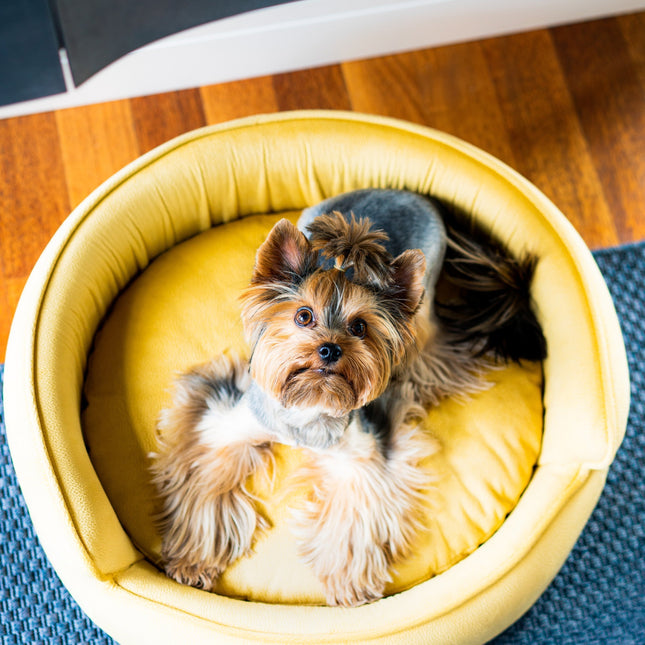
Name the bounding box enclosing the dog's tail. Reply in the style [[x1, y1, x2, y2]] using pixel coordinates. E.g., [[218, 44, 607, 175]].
[[435, 219, 547, 363]]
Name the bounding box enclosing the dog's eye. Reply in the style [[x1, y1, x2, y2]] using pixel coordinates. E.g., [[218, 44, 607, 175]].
[[348, 318, 367, 339], [294, 307, 315, 328]]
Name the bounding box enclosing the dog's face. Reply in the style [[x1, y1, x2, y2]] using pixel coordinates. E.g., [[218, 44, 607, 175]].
[[240, 217, 426, 416]]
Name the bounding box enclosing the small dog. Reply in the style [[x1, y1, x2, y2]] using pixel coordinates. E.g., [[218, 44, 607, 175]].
[[151, 189, 545, 606]]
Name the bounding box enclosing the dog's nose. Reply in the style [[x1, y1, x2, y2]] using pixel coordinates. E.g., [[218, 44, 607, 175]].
[[318, 342, 342, 364]]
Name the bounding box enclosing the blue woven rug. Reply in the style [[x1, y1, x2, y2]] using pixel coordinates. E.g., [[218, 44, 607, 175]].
[[1, 243, 644, 644]]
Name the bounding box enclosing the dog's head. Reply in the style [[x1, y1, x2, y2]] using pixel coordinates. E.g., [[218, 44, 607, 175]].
[[240, 213, 426, 416]]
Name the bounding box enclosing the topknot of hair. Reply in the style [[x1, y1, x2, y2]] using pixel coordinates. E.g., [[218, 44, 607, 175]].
[[307, 211, 393, 287]]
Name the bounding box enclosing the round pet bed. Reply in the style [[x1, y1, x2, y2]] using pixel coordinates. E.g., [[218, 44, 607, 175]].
[[4, 111, 629, 644]]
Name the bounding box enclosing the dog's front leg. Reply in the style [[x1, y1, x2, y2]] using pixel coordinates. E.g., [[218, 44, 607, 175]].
[[290, 413, 436, 607], [151, 357, 274, 590]]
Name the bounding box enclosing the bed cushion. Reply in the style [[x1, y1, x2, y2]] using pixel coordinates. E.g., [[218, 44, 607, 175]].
[[82, 211, 543, 604]]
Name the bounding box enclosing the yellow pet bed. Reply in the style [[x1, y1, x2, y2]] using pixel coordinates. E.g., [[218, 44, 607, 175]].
[[4, 111, 629, 644]]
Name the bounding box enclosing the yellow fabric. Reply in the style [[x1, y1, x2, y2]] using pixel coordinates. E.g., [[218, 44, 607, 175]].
[[2, 111, 629, 643], [82, 211, 543, 604]]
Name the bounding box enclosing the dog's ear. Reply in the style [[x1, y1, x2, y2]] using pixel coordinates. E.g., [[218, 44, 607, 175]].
[[388, 249, 426, 316], [252, 219, 316, 284]]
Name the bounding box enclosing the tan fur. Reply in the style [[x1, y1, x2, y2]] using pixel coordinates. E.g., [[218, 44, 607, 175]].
[[288, 397, 438, 606], [150, 356, 274, 590], [399, 298, 491, 409], [152, 214, 497, 606], [308, 211, 393, 287], [245, 269, 406, 415]]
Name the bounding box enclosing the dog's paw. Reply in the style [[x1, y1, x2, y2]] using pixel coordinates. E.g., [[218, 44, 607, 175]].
[[164, 560, 223, 592], [321, 535, 391, 607], [292, 494, 394, 607], [322, 568, 387, 607], [159, 487, 269, 591]]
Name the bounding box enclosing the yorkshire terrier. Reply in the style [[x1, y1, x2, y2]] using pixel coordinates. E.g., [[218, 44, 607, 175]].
[[150, 188, 546, 607]]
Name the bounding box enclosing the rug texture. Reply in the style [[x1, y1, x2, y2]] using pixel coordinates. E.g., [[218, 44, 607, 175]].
[[1, 243, 643, 644]]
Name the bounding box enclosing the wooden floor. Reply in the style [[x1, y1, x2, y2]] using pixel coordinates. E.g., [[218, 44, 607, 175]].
[[0, 12, 644, 360]]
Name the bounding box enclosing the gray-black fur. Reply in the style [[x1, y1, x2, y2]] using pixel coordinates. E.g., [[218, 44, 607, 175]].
[[436, 207, 547, 362], [299, 188, 447, 301], [299, 188, 546, 364]]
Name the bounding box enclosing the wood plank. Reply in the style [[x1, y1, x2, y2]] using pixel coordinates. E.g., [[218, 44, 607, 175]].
[[551, 16, 645, 245], [618, 12, 645, 93], [342, 45, 517, 165], [342, 54, 423, 121], [272, 65, 351, 111], [0, 112, 70, 360], [480, 29, 619, 249], [200, 76, 279, 124], [0, 276, 27, 361], [130, 88, 207, 153], [0, 113, 70, 279], [55, 101, 140, 208]]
